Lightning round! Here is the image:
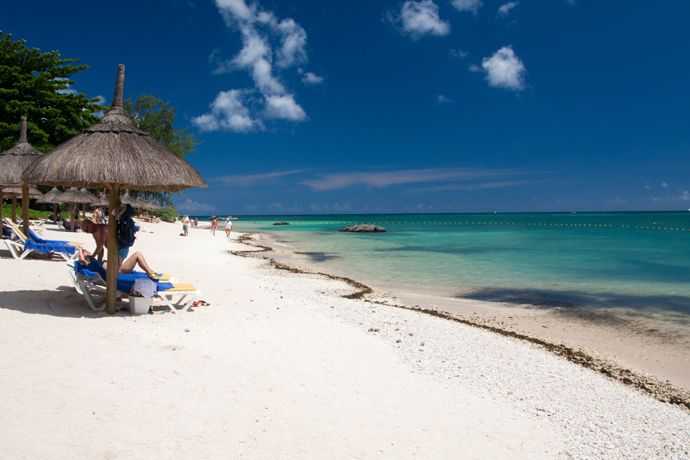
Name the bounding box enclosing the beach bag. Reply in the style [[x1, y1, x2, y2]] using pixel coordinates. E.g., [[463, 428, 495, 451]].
[[117, 217, 137, 248]]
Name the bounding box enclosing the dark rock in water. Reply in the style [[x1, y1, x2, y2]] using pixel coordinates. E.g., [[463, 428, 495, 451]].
[[340, 224, 386, 233], [273, 222, 290, 226]]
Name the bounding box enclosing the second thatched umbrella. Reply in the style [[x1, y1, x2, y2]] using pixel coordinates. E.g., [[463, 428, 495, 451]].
[[0, 116, 42, 228], [24, 64, 206, 313], [56, 187, 98, 231]]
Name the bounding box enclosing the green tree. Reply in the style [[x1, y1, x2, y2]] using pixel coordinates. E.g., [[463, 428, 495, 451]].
[[0, 33, 103, 152], [126, 95, 196, 158], [125, 95, 197, 212]]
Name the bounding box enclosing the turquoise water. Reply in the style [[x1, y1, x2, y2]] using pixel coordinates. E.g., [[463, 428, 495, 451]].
[[229, 213, 690, 316]]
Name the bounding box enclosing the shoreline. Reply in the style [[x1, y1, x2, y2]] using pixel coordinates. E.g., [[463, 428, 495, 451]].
[[235, 231, 690, 409], [2, 220, 689, 458]]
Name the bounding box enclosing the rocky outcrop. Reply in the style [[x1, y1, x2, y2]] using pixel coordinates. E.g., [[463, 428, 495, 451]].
[[339, 224, 386, 233], [273, 222, 290, 226]]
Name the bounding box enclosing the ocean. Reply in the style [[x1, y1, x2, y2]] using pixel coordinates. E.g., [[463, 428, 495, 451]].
[[227, 212, 690, 317]]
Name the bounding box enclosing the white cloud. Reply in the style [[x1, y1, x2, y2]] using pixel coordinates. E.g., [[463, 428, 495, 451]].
[[421, 179, 532, 192], [196, 0, 309, 132], [213, 169, 305, 186], [449, 48, 469, 59], [265, 94, 307, 121], [393, 1, 450, 38], [302, 168, 517, 191], [275, 18, 307, 68], [481, 46, 526, 90], [451, 0, 482, 14], [436, 94, 453, 104], [192, 90, 261, 133], [680, 191, 690, 201], [176, 198, 216, 214], [661, 181, 669, 189], [302, 71, 324, 85], [498, 1, 519, 17]]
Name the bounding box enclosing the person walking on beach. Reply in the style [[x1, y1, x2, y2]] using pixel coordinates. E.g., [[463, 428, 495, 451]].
[[181, 216, 190, 237], [224, 218, 233, 239], [211, 216, 218, 237]]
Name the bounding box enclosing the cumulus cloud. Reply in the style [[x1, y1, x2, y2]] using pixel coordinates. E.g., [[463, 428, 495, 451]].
[[193, 90, 261, 133], [301, 71, 324, 85], [390, 1, 450, 38], [265, 94, 307, 121], [481, 46, 526, 90], [302, 168, 516, 191], [196, 0, 309, 132], [451, 0, 482, 13], [497, 1, 519, 17]]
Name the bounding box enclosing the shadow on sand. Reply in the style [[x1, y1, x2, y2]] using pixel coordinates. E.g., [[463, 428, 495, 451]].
[[459, 287, 690, 328], [0, 286, 115, 318]]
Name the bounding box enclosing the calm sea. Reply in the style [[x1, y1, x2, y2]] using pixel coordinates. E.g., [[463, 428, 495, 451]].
[[224, 212, 690, 316]]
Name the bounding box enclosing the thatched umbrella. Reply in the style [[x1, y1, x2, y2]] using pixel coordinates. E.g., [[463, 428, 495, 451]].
[[37, 187, 62, 204], [92, 193, 109, 208], [56, 187, 98, 230], [24, 64, 206, 313], [37, 187, 63, 222], [2, 186, 43, 198], [56, 187, 98, 205], [0, 116, 42, 227], [121, 191, 163, 211]]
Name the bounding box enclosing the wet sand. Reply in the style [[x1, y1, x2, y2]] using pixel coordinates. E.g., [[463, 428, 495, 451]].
[[255, 232, 690, 398]]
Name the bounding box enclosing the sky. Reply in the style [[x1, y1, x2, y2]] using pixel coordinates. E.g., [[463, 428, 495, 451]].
[[2, 0, 690, 214]]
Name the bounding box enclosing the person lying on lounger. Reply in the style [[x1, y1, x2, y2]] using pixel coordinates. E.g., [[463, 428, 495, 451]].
[[77, 247, 159, 279]]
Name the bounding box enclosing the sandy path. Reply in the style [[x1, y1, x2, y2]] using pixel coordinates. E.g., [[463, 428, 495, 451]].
[[0, 221, 687, 459]]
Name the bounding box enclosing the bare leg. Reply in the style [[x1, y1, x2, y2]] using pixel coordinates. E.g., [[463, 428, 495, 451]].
[[94, 243, 104, 263], [119, 251, 156, 277]]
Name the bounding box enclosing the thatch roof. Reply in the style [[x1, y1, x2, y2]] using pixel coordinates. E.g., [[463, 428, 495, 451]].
[[122, 192, 163, 210], [1, 186, 43, 198], [37, 187, 62, 204], [23, 64, 206, 192], [55, 187, 97, 204], [0, 116, 43, 187]]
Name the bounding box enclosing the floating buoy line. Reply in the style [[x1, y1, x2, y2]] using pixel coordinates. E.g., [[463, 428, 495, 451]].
[[249, 220, 690, 233]]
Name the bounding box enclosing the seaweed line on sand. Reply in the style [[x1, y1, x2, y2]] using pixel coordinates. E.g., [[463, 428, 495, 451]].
[[231, 233, 690, 410]]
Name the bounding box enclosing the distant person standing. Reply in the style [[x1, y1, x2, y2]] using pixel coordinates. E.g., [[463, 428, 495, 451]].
[[224, 218, 233, 239], [92, 207, 106, 225], [182, 216, 190, 237], [210, 216, 219, 237]]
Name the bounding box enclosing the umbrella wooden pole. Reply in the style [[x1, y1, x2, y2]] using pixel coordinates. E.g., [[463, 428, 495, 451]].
[[0, 190, 4, 220], [21, 182, 29, 235], [11, 196, 17, 223], [106, 186, 121, 314]]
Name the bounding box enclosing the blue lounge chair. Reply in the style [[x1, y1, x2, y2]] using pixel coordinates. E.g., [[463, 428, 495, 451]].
[[68, 261, 198, 313], [1, 219, 77, 261]]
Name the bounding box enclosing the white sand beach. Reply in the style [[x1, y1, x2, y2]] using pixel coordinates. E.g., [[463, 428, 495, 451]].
[[0, 221, 688, 459]]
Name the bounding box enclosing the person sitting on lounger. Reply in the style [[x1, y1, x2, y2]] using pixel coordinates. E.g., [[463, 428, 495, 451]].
[[80, 219, 108, 262], [77, 247, 159, 279]]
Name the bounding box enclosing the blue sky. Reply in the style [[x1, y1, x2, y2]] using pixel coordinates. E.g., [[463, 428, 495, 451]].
[[3, 0, 690, 214]]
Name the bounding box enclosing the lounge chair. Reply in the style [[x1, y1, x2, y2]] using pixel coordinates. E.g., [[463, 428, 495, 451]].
[[67, 261, 199, 314], [1, 218, 77, 261]]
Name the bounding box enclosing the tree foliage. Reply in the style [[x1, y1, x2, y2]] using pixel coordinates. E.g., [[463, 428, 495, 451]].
[[126, 95, 196, 158], [0, 33, 103, 152]]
